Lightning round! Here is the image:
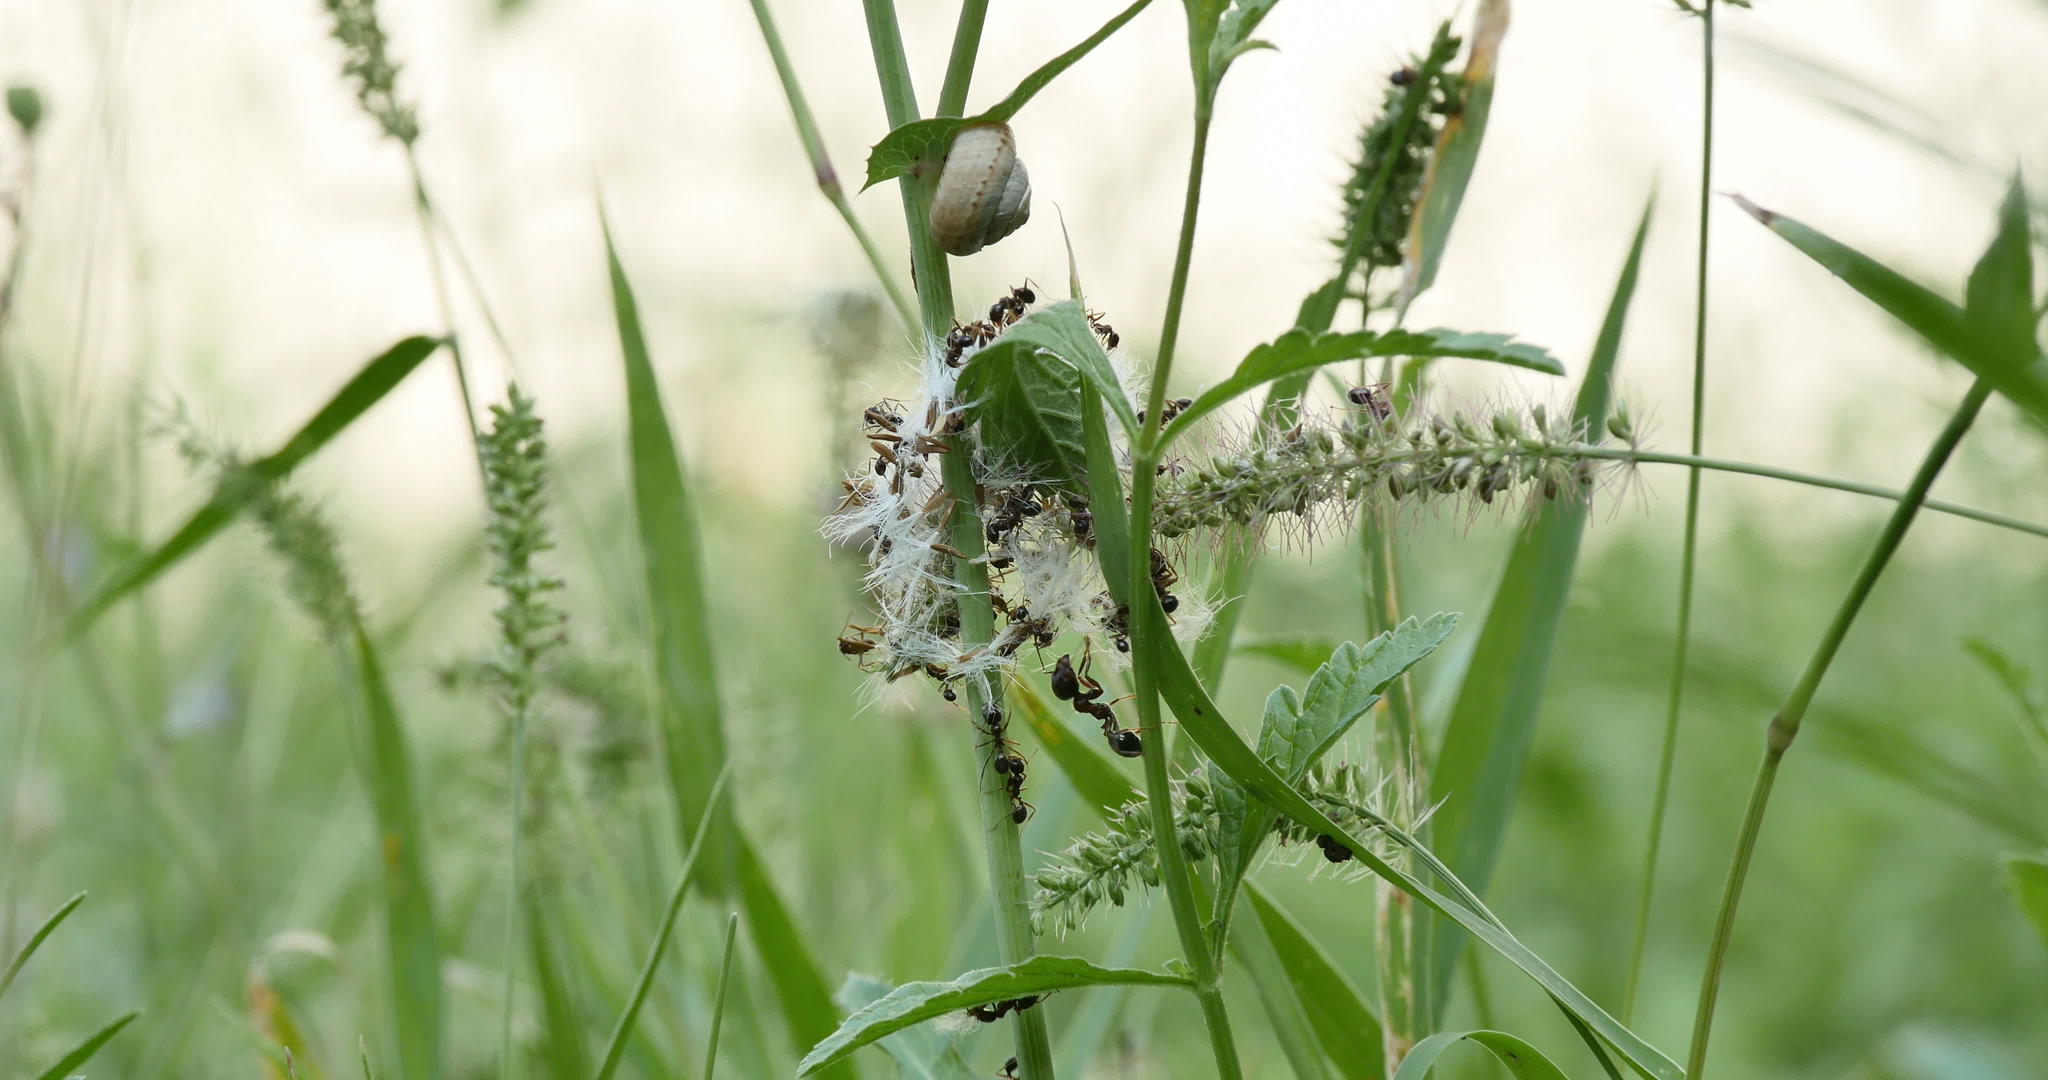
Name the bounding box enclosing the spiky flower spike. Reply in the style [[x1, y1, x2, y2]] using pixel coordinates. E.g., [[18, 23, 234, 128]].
[[480, 384, 566, 735], [1334, 23, 1463, 285], [323, 0, 419, 145]]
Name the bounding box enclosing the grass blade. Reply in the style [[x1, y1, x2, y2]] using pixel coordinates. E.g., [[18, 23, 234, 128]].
[[1395, 0, 1509, 310], [1392, 1029, 1569, 1080], [703, 913, 741, 1080], [2003, 854, 2048, 951], [1245, 887, 1384, 1080], [61, 335, 442, 641], [0, 891, 85, 1002], [601, 213, 852, 1078], [592, 767, 731, 1080], [350, 624, 443, 1080], [1425, 205, 1651, 1001], [1229, 908, 1337, 1080], [526, 902, 591, 1080], [33, 1011, 139, 1080]]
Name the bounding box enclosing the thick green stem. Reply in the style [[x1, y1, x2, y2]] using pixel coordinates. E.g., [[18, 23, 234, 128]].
[[936, 0, 991, 118], [1685, 379, 1991, 1078], [1624, 0, 1713, 1022], [860, 3, 1052, 1075]]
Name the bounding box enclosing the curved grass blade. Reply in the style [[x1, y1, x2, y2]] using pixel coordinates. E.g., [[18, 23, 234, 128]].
[[833, 974, 980, 1080], [592, 767, 730, 1080], [0, 891, 85, 1002], [602, 211, 852, 1080], [862, 0, 1155, 189], [351, 624, 443, 1080], [797, 957, 1192, 1077], [1245, 888, 1385, 1080], [704, 913, 741, 1080], [61, 335, 442, 641], [33, 1011, 139, 1080], [1160, 327, 1561, 454], [1426, 205, 1649, 1000], [1392, 1029, 1568, 1080], [1732, 188, 2048, 426], [1229, 909, 1337, 1080]]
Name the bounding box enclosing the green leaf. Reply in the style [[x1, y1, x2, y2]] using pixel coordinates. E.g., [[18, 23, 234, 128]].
[[1161, 326, 1561, 452], [62, 334, 443, 641], [1426, 202, 1651, 1000], [1393, 1029, 1570, 1080], [957, 302, 1118, 491], [603, 210, 853, 1080], [797, 957, 1192, 1076], [0, 891, 84, 1002], [33, 1011, 139, 1080], [833, 975, 980, 1080], [351, 624, 443, 1080], [1397, 0, 1509, 309], [861, 0, 1155, 190], [1964, 174, 2035, 360], [703, 913, 741, 1080], [525, 903, 591, 1080], [2004, 853, 2048, 952], [1733, 193, 2048, 427], [1245, 887, 1384, 1080], [1208, 0, 1281, 80], [1229, 908, 1338, 1080]]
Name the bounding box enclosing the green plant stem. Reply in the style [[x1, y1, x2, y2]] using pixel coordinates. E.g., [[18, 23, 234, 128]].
[[1624, 0, 1713, 1023], [859, 3, 1052, 1075], [402, 149, 489, 481], [500, 704, 527, 1080], [937, 0, 991, 117], [1126, 87, 1243, 1080], [1684, 379, 1991, 1078], [745, 0, 919, 332]]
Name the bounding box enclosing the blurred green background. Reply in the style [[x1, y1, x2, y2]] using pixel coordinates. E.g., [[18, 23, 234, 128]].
[[3, 0, 2047, 1077]]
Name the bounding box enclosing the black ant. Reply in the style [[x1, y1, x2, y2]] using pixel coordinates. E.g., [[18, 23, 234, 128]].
[[1050, 650, 1143, 758], [863, 402, 903, 433], [1347, 383, 1393, 422], [1085, 310, 1119, 350], [1314, 834, 1355, 863], [966, 996, 1045, 1023], [945, 320, 1000, 366], [1135, 397, 1194, 427], [997, 1057, 1019, 1080], [989, 283, 1035, 327], [1389, 65, 1418, 87], [1148, 547, 1181, 616], [984, 489, 1041, 545], [1066, 499, 1093, 543], [1104, 602, 1131, 653]]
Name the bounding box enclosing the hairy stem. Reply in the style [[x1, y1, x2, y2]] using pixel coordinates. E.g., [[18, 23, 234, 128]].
[[1624, 0, 1713, 1021], [860, 2, 1052, 1075], [1685, 379, 1991, 1077]]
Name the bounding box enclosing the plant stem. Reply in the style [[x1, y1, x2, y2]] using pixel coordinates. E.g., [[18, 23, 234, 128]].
[[1684, 379, 1991, 1078], [937, 0, 991, 117], [859, 3, 1053, 1075], [402, 148, 489, 482], [1624, 0, 1713, 1023], [745, 0, 919, 332], [1126, 87, 1244, 1079]]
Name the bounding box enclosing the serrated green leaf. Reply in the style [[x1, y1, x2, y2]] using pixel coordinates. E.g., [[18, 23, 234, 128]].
[[1734, 193, 2048, 426], [1246, 888, 1384, 1080], [797, 957, 1192, 1076], [834, 975, 980, 1080], [1160, 326, 1561, 453], [62, 334, 443, 642], [862, 0, 1154, 189], [0, 891, 84, 1002], [2005, 853, 2048, 952], [1208, 0, 1280, 78], [1393, 1029, 1570, 1080], [33, 1011, 139, 1080], [958, 302, 1119, 491], [1426, 203, 1650, 1001], [1397, 0, 1508, 309]]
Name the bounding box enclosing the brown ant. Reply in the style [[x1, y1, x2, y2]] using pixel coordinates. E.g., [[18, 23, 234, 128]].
[[1347, 383, 1393, 422], [837, 623, 883, 669]]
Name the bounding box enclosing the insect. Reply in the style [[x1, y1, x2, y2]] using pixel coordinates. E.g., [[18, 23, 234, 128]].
[[1050, 650, 1143, 758], [989, 283, 1035, 327], [1085, 310, 1119, 350], [945, 321, 997, 366], [1135, 397, 1194, 427], [836, 623, 883, 668], [997, 1057, 1019, 1080], [1148, 546, 1181, 616], [1347, 382, 1393, 422], [863, 402, 903, 433], [1390, 65, 1418, 86], [1314, 834, 1355, 863], [930, 123, 1032, 257], [984, 489, 1041, 545]]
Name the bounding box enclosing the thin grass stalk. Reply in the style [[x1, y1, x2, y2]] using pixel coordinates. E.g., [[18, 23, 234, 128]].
[[1624, 0, 1714, 1021], [1684, 378, 1992, 1078], [401, 151, 489, 482], [1125, 87, 1245, 1079], [855, 2, 1052, 1074]]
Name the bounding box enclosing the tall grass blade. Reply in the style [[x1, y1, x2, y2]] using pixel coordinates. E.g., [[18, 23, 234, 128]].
[[60, 335, 443, 641], [350, 624, 443, 1080], [32, 1011, 139, 1080], [2003, 854, 2048, 951], [1230, 908, 1337, 1080], [1392, 1029, 1568, 1080], [1395, 0, 1509, 311], [592, 767, 730, 1080], [1245, 888, 1385, 1080], [600, 212, 854, 1078], [703, 913, 741, 1080], [526, 904, 590, 1080], [0, 891, 84, 1002], [1425, 205, 1651, 1001]]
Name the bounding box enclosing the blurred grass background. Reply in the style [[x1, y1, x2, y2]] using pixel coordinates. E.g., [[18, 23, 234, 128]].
[[4, 0, 2048, 1077]]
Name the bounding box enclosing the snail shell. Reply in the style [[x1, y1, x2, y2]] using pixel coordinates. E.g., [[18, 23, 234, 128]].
[[928, 122, 1032, 257]]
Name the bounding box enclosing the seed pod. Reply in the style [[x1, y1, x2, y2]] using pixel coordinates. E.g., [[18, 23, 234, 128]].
[[929, 123, 1032, 257]]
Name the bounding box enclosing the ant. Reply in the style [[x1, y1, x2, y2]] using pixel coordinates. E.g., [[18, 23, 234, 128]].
[[1066, 498, 1093, 543], [1346, 383, 1393, 422], [1104, 602, 1132, 653], [1085, 310, 1119, 350], [1050, 649, 1143, 758], [1135, 397, 1194, 427], [862, 402, 903, 433], [966, 996, 1045, 1023], [1389, 65, 1418, 87], [997, 1057, 1019, 1080], [1148, 547, 1181, 616], [945, 320, 1000, 367], [1314, 834, 1355, 863], [837, 623, 883, 668], [984, 489, 1041, 545], [989, 283, 1035, 327]]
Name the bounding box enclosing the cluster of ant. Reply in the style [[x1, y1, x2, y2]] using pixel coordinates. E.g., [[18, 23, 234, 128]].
[[942, 283, 1120, 367], [977, 700, 1037, 825], [854, 395, 960, 501]]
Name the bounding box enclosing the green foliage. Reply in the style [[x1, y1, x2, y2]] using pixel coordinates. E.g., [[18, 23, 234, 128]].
[[798, 958, 1194, 1076], [5, 83, 42, 136], [2004, 854, 2048, 952], [1398, 0, 1509, 309], [1245, 889, 1384, 1080], [322, 0, 419, 144], [32, 1012, 140, 1080], [1392, 1030, 1570, 1080], [832, 975, 979, 1080], [1334, 24, 1461, 277], [0, 892, 84, 1002]]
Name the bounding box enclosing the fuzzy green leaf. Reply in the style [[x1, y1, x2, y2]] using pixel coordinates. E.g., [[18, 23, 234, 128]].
[[62, 334, 443, 642], [2005, 853, 2048, 952], [834, 975, 980, 1080], [33, 1012, 139, 1080], [861, 0, 1154, 190], [1162, 326, 1561, 452], [1734, 192, 2048, 426], [797, 957, 1192, 1076], [1397, 0, 1509, 308], [1245, 887, 1385, 1080], [958, 302, 1115, 492], [0, 891, 84, 1002], [1208, 0, 1281, 78], [1393, 1029, 1571, 1080], [1427, 203, 1650, 1001]]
